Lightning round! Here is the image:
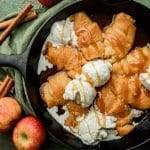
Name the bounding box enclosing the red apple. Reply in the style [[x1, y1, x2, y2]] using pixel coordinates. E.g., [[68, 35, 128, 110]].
[[13, 116, 47, 150], [0, 97, 22, 132], [38, 0, 61, 8]]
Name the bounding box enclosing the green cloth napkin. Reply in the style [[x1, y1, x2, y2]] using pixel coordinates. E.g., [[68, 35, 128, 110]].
[[0, 0, 149, 149]]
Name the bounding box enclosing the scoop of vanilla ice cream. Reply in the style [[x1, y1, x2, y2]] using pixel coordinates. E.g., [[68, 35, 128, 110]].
[[48, 18, 78, 48], [71, 106, 117, 145], [63, 78, 96, 107], [82, 60, 112, 87], [139, 65, 150, 90]]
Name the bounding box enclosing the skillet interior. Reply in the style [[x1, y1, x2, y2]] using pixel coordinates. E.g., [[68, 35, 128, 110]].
[[24, 0, 150, 149]]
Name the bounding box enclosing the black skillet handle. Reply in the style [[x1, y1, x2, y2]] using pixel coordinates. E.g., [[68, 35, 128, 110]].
[[0, 50, 28, 77]]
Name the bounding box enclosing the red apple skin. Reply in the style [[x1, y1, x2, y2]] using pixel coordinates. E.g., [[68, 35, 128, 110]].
[[13, 116, 47, 150], [38, 0, 61, 8], [0, 97, 22, 132]]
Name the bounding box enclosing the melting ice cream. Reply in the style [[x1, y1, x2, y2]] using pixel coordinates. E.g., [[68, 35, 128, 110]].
[[63, 77, 96, 107], [82, 60, 112, 87]]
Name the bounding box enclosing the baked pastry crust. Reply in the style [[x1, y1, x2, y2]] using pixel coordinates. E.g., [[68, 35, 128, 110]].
[[45, 42, 86, 78], [103, 12, 136, 63], [112, 46, 150, 75], [74, 12, 104, 60], [96, 48, 150, 135], [40, 72, 71, 108], [74, 12, 136, 63]]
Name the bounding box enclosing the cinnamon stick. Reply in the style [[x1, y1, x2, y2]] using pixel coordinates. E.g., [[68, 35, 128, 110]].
[[0, 75, 14, 97], [0, 78, 14, 97], [0, 11, 37, 30], [0, 3, 33, 44], [0, 81, 14, 94], [0, 75, 10, 94]]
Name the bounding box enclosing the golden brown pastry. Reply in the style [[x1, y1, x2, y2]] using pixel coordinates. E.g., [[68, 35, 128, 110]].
[[65, 114, 78, 127], [116, 124, 134, 136], [112, 46, 150, 109], [64, 101, 88, 127], [126, 74, 150, 109], [103, 12, 136, 63], [116, 109, 135, 136], [97, 85, 137, 136], [74, 12, 104, 60], [97, 90, 134, 136], [96, 45, 150, 135], [97, 74, 150, 113], [96, 75, 128, 115], [112, 46, 150, 75], [45, 42, 86, 78], [116, 110, 131, 127], [67, 100, 88, 116], [40, 72, 71, 108]]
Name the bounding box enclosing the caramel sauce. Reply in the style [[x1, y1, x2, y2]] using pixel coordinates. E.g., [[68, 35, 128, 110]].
[[72, 81, 77, 93], [65, 101, 88, 127], [93, 107, 106, 128], [102, 113, 106, 128], [64, 114, 77, 127], [144, 87, 150, 97], [97, 94, 105, 114], [129, 49, 147, 73], [128, 75, 141, 98], [83, 73, 94, 87], [67, 101, 88, 116], [80, 80, 86, 104], [96, 94, 106, 128], [116, 110, 130, 127], [91, 62, 102, 86], [93, 108, 102, 127]]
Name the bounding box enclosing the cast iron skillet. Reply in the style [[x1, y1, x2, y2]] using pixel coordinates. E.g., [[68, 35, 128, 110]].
[[0, 0, 150, 149]]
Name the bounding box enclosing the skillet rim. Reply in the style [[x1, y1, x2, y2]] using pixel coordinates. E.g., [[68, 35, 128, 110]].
[[24, 0, 150, 149]]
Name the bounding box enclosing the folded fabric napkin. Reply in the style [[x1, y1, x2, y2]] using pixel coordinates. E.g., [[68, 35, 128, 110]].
[[0, 0, 149, 149]]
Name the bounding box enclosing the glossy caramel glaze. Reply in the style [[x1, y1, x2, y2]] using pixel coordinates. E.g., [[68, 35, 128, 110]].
[[65, 101, 88, 127]]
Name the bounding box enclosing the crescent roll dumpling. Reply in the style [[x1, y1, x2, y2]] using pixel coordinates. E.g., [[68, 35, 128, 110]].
[[96, 75, 128, 115], [126, 74, 150, 109], [103, 12, 136, 63], [74, 12, 104, 60], [116, 124, 134, 136], [40, 72, 71, 108], [45, 42, 86, 78], [112, 46, 150, 75], [97, 74, 150, 114]]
